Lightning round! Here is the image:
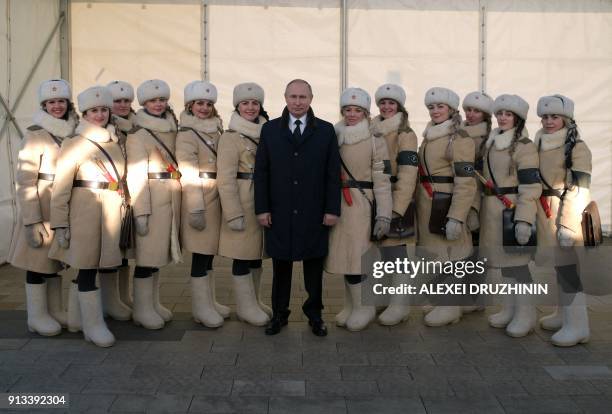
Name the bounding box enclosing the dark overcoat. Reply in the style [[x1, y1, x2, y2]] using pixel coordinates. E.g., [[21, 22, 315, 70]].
[[254, 107, 341, 261]]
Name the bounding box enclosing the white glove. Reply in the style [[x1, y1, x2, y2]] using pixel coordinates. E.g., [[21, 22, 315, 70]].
[[466, 208, 480, 232], [135, 215, 149, 236], [373, 217, 391, 240], [514, 221, 532, 245], [445, 218, 462, 241], [189, 210, 206, 231], [55, 227, 70, 249], [228, 216, 245, 231], [25, 222, 49, 248], [557, 225, 575, 248]]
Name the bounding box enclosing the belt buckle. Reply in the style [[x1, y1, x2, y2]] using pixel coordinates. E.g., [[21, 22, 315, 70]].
[[108, 182, 119, 191], [171, 171, 181, 179]]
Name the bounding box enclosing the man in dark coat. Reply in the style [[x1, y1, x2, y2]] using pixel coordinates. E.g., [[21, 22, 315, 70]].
[[254, 79, 341, 336]]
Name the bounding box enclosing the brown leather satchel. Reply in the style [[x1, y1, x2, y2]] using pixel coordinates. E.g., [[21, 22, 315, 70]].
[[582, 201, 602, 248], [429, 191, 452, 235], [387, 202, 416, 239]]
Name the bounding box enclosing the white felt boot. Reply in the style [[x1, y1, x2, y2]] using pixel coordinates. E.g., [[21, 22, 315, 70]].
[[551, 291, 590, 347], [46, 276, 67, 327], [191, 276, 224, 328], [210, 272, 230, 318], [67, 281, 81, 333], [79, 290, 115, 347], [152, 270, 173, 322], [424, 306, 462, 327], [506, 294, 536, 337], [233, 273, 270, 326], [488, 275, 516, 328], [25, 282, 61, 336], [251, 267, 272, 317], [100, 271, 131, 321], [378, 274, 410, 326], [118, 265, 133, 307], [346, 282, 376, 331], [335, 279, 353, 327], [132, 277, 165, 330]]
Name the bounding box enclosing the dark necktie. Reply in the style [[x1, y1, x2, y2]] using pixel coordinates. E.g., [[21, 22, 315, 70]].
[[293, 119, 302, 141]]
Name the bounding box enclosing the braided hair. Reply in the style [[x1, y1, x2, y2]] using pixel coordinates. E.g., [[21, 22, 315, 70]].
[[477, 114, 492, 159], [507, 115, 525, 175], [564, 117, 579, 169], [445, 108, 464, 161]]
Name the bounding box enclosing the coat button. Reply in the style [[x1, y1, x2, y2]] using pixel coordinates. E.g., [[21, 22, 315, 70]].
[[293, 209, 298, 214], [294, 152, 298, 156], [293, 180, 298, 185]]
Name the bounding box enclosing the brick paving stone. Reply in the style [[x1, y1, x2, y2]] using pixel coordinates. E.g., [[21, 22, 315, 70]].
[[61, 363, 136, 380], [302, 350, 369, 367], [158, 377, 232, 396], [399, 339, 463, 353], [544, 365, 612, 380], [346, 397, 425, 414], [9, 374, 87, 393], [132, 363, 204, 380], [306, 380, 378, 398], [36, 349, 110, 365], [111, 393, 192, 413], [590, 379, 612, 395], [497, 395, 582, 413], [270, 396, 346, 414], [336, 341, 401, 353], [421, 396, 505, 414], [21, 338, 88, 352], [340, 366, 411, 381], [448, 379, 528, 398], [0, 338, 28, 350], [0, 349, 43, 364], [476, 365, 551, 380], [83, 377, 161, 395], [67, 393, 117, 413], [377, 378, 454, 398], [0, 375, 20, 392], [203, 366, 272, 381], [409, 366, 482, 381], [368, 351, 434, 366], [232, 380, 305, 397], [571, 395, 612, 413], [271, 366, 341, 381], [0, 361, 70, 377], [237, 351, 301, 368], [189, 396, 269, 413], [520, 378, 601, 396]]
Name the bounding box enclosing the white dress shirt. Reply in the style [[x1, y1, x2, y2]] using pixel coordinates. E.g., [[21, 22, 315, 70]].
[[288, 113, 307, 134]]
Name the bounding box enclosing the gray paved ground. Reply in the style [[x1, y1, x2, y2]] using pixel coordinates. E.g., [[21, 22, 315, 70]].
[[1, 253, 612, 413]]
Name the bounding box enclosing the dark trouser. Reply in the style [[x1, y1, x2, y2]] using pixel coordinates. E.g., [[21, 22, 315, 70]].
[[99, 258, 129, 274], [556, 264, 582, 294], [77, 269, 98, 292], [271, 256, 324, 321], [26, 271, 59, 284], [501, 265, 533, 283], [191, 253, 214, 277], [232, 259, 262, 276], [134, 266, 159, 279]]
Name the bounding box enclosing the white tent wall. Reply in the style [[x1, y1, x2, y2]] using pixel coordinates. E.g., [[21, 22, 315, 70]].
[[0, 0, 62, 264]]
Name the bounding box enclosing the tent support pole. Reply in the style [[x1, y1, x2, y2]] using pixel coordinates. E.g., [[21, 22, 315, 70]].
[[201, 1, 209, 81], [340, 0, 347, 92], [0, 11, 65, 142], [478, 0, 487, 93], [0, 93, 23, 139], [59, 0, 71, 82]]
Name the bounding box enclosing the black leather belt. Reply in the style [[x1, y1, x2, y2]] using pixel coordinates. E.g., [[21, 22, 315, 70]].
[[484, 186, 518, 196], [542, 188, 563, 198], [237, 172, 254, 180], [73, 180, 119, 191], [148, 171, 181, 179], [419, 175, 454, 183], [38, 173, 55, 181], [199, 172, 217, 179], [390, 176, 398, 183], [342, 180, 374, 189]]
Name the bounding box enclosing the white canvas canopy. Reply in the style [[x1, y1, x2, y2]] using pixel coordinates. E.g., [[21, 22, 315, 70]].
[[1, 0, 611, 264]]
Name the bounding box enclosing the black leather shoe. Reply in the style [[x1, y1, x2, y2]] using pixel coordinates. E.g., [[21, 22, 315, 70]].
[[309, 319, 328, 337], [265, 317, 288, 336]]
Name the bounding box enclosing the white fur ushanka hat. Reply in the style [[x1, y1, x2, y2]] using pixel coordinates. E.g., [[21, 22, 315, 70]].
[[77, 86, 113, 113], [184, 80, 218, 105], [340, 87, 371, 113], [107, 80, 134, 102], [38, 79, 71, 105], [375, 83, 406, 107], [493, 94, 529, 120], [462, 91, 494, 115], [232, 82, 265, 107], [137, 79, 171, 106], [424, 87, 460, 111], [537, 94, 574, 119]]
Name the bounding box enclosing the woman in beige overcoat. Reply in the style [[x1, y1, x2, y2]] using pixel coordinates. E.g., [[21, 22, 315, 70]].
[[481, 94, 541, 338], [49, 85, 125, 347], [9, 79, 77, 337], [369, 84, 418, 326], [535, 94, 591, 346], [217, 82, 271, 326], [416, 87, 476, 327], [459, 91, 494, 314], [126, 79, 182, 330], [176, 80, 230, 328], [93, 80, 137, 322], [325, 87, 392, 332]]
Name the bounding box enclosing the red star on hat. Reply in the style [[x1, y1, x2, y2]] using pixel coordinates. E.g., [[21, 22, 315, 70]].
[[52, 86, 57, 92], [351, 95, 356, 100]]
